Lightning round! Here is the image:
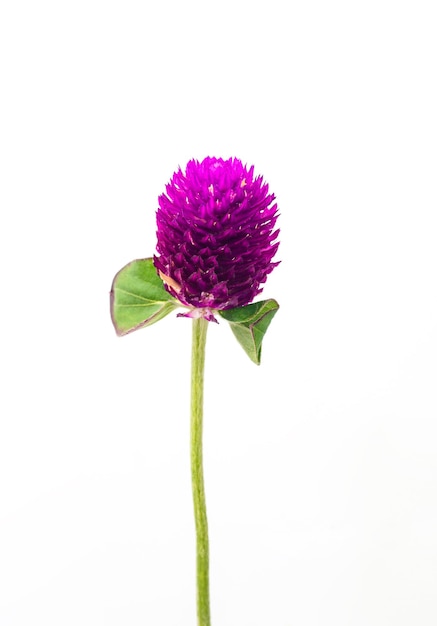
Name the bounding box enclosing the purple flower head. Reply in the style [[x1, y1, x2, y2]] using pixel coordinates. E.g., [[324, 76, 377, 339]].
[[154, 157, 280, 319]]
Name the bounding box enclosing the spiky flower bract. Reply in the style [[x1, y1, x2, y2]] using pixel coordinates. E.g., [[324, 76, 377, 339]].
[[154, 157, 280, 320]]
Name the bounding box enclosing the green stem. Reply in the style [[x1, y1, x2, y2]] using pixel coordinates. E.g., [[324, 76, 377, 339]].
[[191, 317, 211, 626]]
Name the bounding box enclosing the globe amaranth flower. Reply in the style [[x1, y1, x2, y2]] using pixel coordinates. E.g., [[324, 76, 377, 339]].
[[154, 157, 280, 320]]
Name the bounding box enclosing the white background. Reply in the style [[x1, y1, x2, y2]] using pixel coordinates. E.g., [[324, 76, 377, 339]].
[[1, 1, 436, 625]]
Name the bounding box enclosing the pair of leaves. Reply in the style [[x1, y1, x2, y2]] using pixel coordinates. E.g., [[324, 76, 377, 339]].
[[110, 258, 279, 365]]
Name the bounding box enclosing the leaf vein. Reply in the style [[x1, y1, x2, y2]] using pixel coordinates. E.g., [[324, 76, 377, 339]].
[[115, 302, 169, 307], [115, 287, 164, 303]]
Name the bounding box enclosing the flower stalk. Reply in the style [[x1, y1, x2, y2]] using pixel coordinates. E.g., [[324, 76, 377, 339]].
[[190, 317, 211, 626], [110, 156, 281, 625]]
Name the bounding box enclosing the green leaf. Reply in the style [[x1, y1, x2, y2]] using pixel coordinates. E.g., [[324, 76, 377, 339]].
[[110, 258, 180, 335], [218, 299, 279, 365]]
